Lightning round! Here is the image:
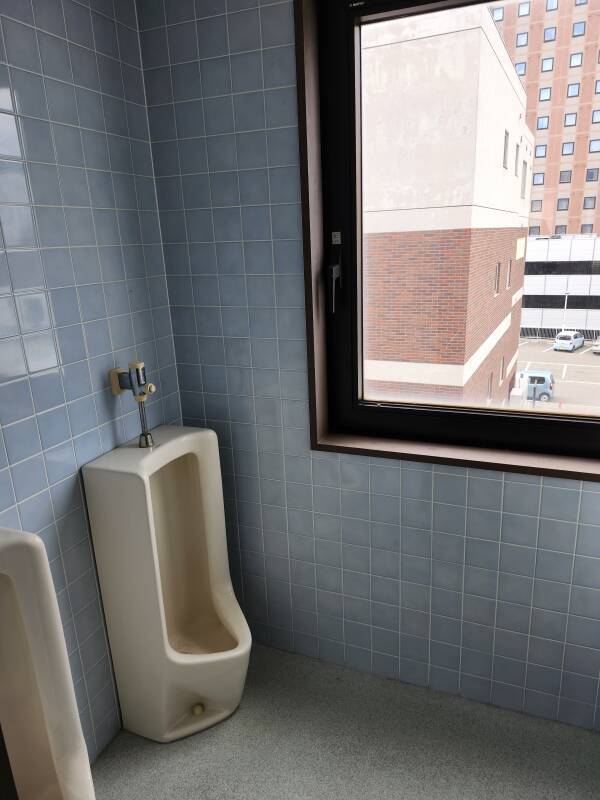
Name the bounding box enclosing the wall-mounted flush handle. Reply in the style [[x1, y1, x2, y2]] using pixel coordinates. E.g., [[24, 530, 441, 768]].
[[109, 361, 157, 448]]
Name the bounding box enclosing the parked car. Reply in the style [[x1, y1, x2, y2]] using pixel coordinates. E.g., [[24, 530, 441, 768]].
[[518, 370, 555, 402], [553, 330, 584, 351]]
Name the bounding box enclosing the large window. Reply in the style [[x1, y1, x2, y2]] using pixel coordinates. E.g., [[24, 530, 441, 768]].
[[301, 0, 600, 466]]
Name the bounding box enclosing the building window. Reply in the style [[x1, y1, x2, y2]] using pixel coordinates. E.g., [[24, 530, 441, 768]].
[[555, 225, 567, 234], [529, 225, 541, 235], [516, 32, 528, 47], [575, 0, 588, 5], [572, 21, 585, 37], [533, 171, 545, 185], [583, 196, 596, 209], [514, 143, 520, 175], [562, 141, 575, 155], [506, 260, 512, 289], [521, 160, 527, 197], [570, 52, 583, 67], [541, 57, 554, 72], [500, 357, 505, 383], [515, 61, 526, 76], [567, 82, 580, 97], [586, 168, 599, 181], [494, 263, 501, 295], [535, 144, 547, 158], [492, 6, 504, 20], [596, 80, 600, 94], [593, 110, 600, 123], [564, 112, 577, 126], [537, 116, 549, 130], [557, 197, 569, 210], [589, 139, 600, 152], [582, 224, 594, 233], [544, 26, 556, 42], [531, 199, 542, 211], [503, 130, 509, 167], [559, 170, 572, 183], [546, 0, 558, 9], [539, 86, 551, 101], [518, 1, 530, 14]]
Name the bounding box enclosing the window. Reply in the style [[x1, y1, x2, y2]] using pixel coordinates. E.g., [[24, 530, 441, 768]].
[[506, 260, 512, 289], [559, 169, 572, 183], [531, 199, 542, 211], [555, 225, 567, 234], [572, 21, 585, 36], [535, 144, 547, 157], [539, 86, 551, 101], [516, 32, 528, 47], [576, 0, 588, 5], [587, 168, 599, 181], [304, 0, 600, 467], [537, 116, 549, 130], [590, 139, 600, 152], [492, 6, 504, 20], [557, 197, 569, 210], [564, 112, 577, 126], [583, 196, 596, 209], [593, 110, 600, 123], [529, 225, 541, 235], [562, 141, 575, 155], [515, 61, 526, 76], [541, 57, 554, 72], [499, 357, 505, 383], [546, 0, 558, 9], [567, 82, 580, 97], [518, 1, 530, 14], [514, 143, 520, 175], [596, 80, 600, 94], [582, 224, 594, 233], [570, 52, 583, 67], [544, 26, 556, 42]]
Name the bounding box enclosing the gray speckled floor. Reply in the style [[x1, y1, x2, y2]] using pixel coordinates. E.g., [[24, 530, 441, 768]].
[[93, 646, 600, 800]]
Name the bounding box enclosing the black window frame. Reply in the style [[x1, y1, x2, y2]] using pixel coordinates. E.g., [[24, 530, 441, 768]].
[[299, 0, 600, 465]]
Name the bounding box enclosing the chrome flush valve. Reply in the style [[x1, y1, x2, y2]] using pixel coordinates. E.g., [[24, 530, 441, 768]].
[[110, 362, 157, 448]]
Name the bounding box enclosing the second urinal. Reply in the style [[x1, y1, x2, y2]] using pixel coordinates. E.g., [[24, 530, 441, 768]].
[[83, 425, 251, 743]]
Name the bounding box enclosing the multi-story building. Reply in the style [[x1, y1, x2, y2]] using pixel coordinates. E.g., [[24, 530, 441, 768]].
[[361, 5, 533, 406], [492, 0, 600, 236]]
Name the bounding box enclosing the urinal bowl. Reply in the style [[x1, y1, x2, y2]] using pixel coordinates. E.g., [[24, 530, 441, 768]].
[[0, 529, 95, 800], [83, 425, 252, 743]]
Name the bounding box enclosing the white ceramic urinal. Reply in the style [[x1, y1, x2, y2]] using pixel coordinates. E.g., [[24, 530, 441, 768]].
[[82, 425, 251, 743], [0, 528, 95, 800]]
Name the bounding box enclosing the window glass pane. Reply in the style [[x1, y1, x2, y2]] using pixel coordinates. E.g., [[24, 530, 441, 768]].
[[582, 224, 593, 233], [360, 6, 532, 411], [596, 80, 600, 94], [516, 32, 528, 46], [590, 139, 600, 153], [544, 26, 556, 41], [593, 109, 600, 123], [587, 168, 599, 181], [559, 170, 572, 183], [557, 198, 569, 210], [531, 199, 542, 211], [529, 225, 540, 234], [533, 172, 545, 184], [535, 144, 546, 157], [567, 83, 580, 97], [546, 0, 558, 9], [570, 52, 583, 67], [539, 86, 551, 101], [492, 7, 504, 20], [564, 112, 577, 126], [555, 225, 567, 234], [536, 116, 549, 130], [541, 57, 554, 71], [515, 61, 526, 75], [518, 1, 530, 13], [583, 196, 596, 209], [572, 21, 585, 36], [562, 141, 574, 155]]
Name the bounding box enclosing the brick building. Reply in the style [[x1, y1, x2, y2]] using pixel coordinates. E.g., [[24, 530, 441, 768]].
[[492, 0, 600, 236], [361, 6, 533, 405]]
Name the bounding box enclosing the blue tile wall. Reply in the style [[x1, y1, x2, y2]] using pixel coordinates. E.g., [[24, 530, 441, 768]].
[[136, 0, 600, 734], [0, 0, 180, 761]]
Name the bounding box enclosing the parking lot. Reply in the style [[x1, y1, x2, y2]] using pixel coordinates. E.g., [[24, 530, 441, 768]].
[[517, 338, 600, 415]]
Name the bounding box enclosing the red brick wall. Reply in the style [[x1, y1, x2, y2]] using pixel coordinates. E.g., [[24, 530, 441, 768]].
[[362, 226, 524, 405]]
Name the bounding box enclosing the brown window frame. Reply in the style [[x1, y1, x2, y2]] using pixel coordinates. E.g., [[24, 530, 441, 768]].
[[294, 0, 600, 478]]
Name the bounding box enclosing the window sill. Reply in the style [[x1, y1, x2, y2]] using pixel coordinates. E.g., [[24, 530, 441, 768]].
[[315, 432, 600, 481]]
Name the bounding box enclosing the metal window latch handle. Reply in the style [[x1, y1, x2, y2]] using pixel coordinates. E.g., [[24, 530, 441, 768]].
[[329, 231, 342, 314]]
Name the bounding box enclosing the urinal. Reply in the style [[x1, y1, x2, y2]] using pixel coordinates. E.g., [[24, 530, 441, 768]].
[[0, 528, 95, 800], [82, 425, 251, 743]]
